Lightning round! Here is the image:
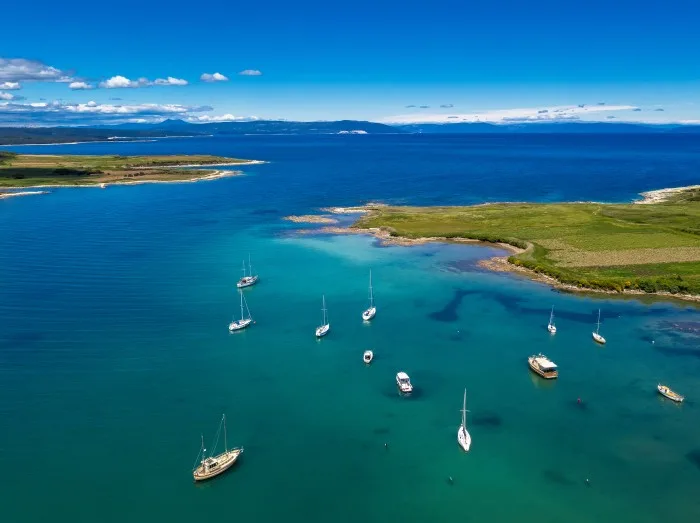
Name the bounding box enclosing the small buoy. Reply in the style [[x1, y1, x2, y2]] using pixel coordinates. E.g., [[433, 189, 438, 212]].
[[384, 442, 388, 449], [652, 340, 655, 344], [577, 398, 581, 404], [585, 478, 591, 487], [448, 476, 454, 485]]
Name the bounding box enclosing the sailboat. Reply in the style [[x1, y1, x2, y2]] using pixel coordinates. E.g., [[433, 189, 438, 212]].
[[229, 290, 253, 331], [457, 388, 471, 452], [192, 414, 243, 482], [592, 309, 606, 344], [362, 270, 377, 321], [547, 307, 557, 334], [236, 254, 259, 289], [315, 295, 330, 337]]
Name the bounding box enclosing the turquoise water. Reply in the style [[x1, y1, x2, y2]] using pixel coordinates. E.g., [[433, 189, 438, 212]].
[[1, 136, 700, 522]]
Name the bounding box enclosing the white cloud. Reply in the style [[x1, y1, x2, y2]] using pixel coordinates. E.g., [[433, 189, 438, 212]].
[[382, 104, 638, 124], [154, 76, 188, 86], [200, 72, 229, 82], [238, 69, 262, 76], [99, 75, 150, 88], [69, 81, 93, 90], [0, 81, 21, 90], [0, 99, 212, 125], [0, 92, 15, 100], [187, 114, 259, 123], [0, 58, 73, 82]]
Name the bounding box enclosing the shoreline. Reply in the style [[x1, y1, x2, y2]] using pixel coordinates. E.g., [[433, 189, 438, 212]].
[[635, 184, 700, 204], [0, 169, 244, 190], [0, 190, 49, 200]]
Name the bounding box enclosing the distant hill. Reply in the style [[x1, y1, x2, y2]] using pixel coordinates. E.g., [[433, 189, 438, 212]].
[[0, 120, 399, 145], [396, 122, 700, 134]]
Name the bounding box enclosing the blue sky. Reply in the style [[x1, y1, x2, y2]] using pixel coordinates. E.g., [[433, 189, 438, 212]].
[[1, 0, 700, 125]]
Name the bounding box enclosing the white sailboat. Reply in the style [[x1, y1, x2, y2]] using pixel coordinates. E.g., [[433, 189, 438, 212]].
[[315, 295, 330, 337], [363, 350, 374, 364], [362, 270, 376, 321], [457, 388, 471, 452], [192, 414, 243, 482], [236, 254, 259, 289], [547, 307, 557, 334], [592, 309, 606, 344], [229, 290, 253, 331]]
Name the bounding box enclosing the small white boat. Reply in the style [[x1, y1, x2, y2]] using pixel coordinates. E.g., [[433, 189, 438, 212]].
[[592, 309, 606, 344], [315, 295, 330, 337], [236, 254, 259, 289], [657, 384, 684, 403], [362, 269, 376, 321], [547, 307, 557, 334], [396, 371, 413, 393], [457, 388, 471, 452], [229, 290, 253, 331], [192, 414, 243, 482], [363, 350, 374, 364]]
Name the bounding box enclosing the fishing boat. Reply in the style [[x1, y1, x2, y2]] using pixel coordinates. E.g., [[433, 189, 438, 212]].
[[192, 414, 243, 482], [457, 388, 471, 452], [229, 290, 253, 331], [362, 270, 376, 321], [528, 353, 558, 379], [657, 384, 684, 403], [315, 295, 330, 337], [363, 350, 374, 364], [236, 254, 259, 289], [592, 309, 606, 344], [396, 371, 413, 393], [547, 307, 557, 334]]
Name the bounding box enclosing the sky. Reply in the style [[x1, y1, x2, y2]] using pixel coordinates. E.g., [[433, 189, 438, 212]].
[[1, 0, 700, 126]]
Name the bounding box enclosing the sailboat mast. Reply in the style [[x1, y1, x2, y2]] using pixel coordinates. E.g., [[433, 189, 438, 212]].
[[596, 309, 601, 334], [369, 270, 374, 307], [248, 253, 253, 276], [240, 290, 244, 320], [223, 414, 227, 452], [462, 389, 467, 427], [241, 260, 247, 278], [322, 295, 327, 324]]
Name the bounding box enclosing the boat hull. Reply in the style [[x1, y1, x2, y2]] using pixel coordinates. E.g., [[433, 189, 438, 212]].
[[362, 307, 376, 321], [316, 324, 330, 338], [657, 385, 684, 403], [193, 448, 243, 482], [457, 425, 471, 452], [363, 350, 374, 364], [592, 332, 606, 344], [548, 324, 556, 334], [236, 276, 259, 289], [528, 358, 558, 379], [229, 319, 252, 331]]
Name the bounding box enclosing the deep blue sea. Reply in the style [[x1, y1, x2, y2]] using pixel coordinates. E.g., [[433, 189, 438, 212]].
[[1, 134, 699, 523]]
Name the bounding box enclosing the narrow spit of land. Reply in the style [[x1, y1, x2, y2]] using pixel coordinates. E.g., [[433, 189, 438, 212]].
[[343, 187, 700, 300], [0, 152, 258, 190]]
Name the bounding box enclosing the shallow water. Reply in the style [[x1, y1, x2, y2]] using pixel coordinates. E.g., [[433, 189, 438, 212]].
[[1, 135, 699, 523]]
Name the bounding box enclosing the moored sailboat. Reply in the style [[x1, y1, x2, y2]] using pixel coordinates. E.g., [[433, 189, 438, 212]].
[[192, 414, 243, 482], [547, 307, 557, 334], [236, 254, 259, 289], [363, 350, 374, 364], [592, 309, 606, 344], [315, 295, 330, 337], [457, 388, 471, 452], [229, 290, 253, 331], [362, 270, 376, 321]]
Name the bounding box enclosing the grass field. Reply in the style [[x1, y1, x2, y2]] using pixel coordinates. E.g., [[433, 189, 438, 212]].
[[353, 197, 700, 296], [0, 152, 250, 187]]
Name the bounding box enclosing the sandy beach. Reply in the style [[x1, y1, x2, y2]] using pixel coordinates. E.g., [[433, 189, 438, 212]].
[[0, 190, 49, 200]]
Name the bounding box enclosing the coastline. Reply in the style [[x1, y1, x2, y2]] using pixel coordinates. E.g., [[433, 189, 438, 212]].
[[635, 184, 700, 204], [0, 190, 49, 200], [293, 198, 700, 304], [1, 169, 244, 190]]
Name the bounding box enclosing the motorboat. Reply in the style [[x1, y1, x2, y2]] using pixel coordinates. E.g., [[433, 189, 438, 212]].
[[657, 384, 684, 403], [396, 371, 413, 393], [528, 353, 558, 379]]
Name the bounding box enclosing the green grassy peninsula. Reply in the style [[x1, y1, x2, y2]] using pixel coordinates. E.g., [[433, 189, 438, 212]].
[[353, 188, 700, 298], [0, 152, 254, 188]]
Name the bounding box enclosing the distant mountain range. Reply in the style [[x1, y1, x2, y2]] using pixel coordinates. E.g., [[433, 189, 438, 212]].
[[1, 119, 699, 145]]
